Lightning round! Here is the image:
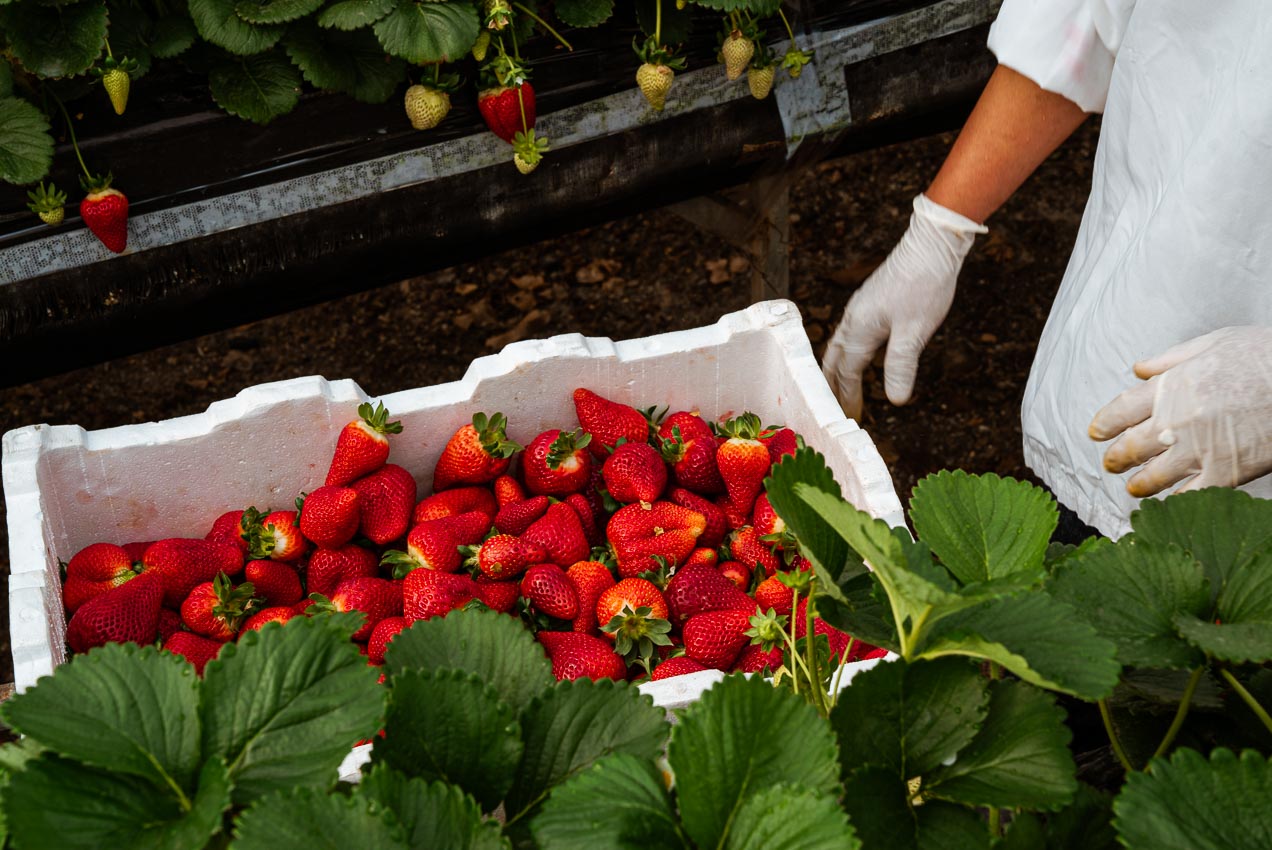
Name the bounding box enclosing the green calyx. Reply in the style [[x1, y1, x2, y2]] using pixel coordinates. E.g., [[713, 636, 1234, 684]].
[[659, 425, 688, 465], [78, 170, 115, 195], [719, 411, 763, 440], [241, 507, 278, 561], [749, 40, 777, 71], [776, 567, 813, 593], [211, 572, 259, 632], [480, 52, 528, 90], [636, 557, 673, 590], [744, 607, 788, 652], [547, 429, 591, 469], [472, 411, 522, 459], [305, 592, 336, 615], [602, 605, 673, 672], [358, 401, 404, 435], [782, 46, 815, 78], [512, 129, 550, 164], [380, 550, 420, 580], [26, 181, 66, 222], [483, 0, 513, 30], [632, 35, 686, 70]]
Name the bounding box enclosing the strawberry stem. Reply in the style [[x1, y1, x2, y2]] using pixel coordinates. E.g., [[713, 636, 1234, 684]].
[[517, 84, 528, 133], [777, 7, 796, 43], [655, 0, 662, 47], [104, 37, 114, 60], [512, 3, 572, 51], [51, 93, 93, 181]]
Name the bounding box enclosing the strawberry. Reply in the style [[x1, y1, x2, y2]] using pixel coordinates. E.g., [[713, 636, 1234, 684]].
[[469, 534, 546, 580], [241, 508, 308, 563], [478, 82, 535, 143], [164, 631, 225, 675], [748, 65, 775, 100], [79, 173, 128, 254], [734, 643, 783, 674], [141, 538, 244, 608], [433, 413, 521, 492], [664, 563, 755, 626], [597, 579, 672, 671], [538, 631, 626, 681], [181, 573, 258, 642], [368, 616, 409, 664], [722, 31, 755, 81], [306, 544, 379, 598], [352, 464, 418, 545], [512, 129, 549, 175], [683, 547, 719, 570], [495, 495, 551, 536], [523, 502, 591, 567], [493, 474, 526, 507], [718, 560, 751, 590], [474, 576, 521, 613], [62, 542, 139, 614], [26, 181, 66, 227], [602, 442, 667, 504], [651, 655, 708, 681], [157, 608, 184, 642], [659, 413, 724, 495], [441, 510, 495, 544], [524, 429, 593, 496], [716, 413, 772, 517], [402, 569, 476, 621], [669, 488, 728, 548], [241, 606, 297, 633], [297, 486, 361, 549], [94, 55, 138, 115], [413, 486, 498, 524], [730, 526, 781, 578], [761, 427, 799, 463], [404, 84, 451, 130], [717, 494, 751, 530], [751, 492, 785, 538], [564, 493, 603, 546], [245, 560, 303, 607], [566, 560, 616, 633], [310, 576, 402, 641], [684, 609, 752, 669], [606, 501, 705, 578], [596, 578, 669, 626], [66, 569, 162, 653], [206, 510, 249, 554], [122, 541, 154, 562], [754, 574, 794, 616], [383, 516, 468, 575], [325, 401, 403, 487], [636, 62, 675, 111], [573, 388, 650, 457], [521, 564, 579, 619]]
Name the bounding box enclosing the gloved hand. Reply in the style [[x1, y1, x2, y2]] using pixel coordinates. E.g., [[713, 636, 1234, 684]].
[[822, 194, 987, 420], [1089, 326, 1272, 496]]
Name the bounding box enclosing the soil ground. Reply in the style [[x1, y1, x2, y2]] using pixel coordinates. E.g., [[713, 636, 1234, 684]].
[[0, 120, 1102, 685]]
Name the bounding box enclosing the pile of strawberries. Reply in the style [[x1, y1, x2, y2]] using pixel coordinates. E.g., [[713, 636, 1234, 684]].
[[59, 389, 883, 681]]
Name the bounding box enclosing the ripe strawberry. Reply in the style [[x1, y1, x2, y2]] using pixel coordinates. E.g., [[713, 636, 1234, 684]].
[[368, 616, 409, 664], [751, 492, 784, 538], [716, 413, 772, 517], [730, 526, 781, 577], [413, 486, 498, 524], [636, 62, 675, 111], [242, 508, 308, 563], [495, 495, 551, 536], [722, 31, 755, 80], [122, 541, 154, 562], [573, 389, 650, 457], [311, 576, 402, 641], [164, 631, 225, 675], [603, 442, 667, 504], [404, 84, 451, 130], [669, 487, 728, 548], [297, 486, 361, 549], [664, 563, 755, 626], [141, 538, 244, 608], [493, 474, 526, 507], [62, 542, 139, 614], [66, 569, 163, 653], [684, 609, 751, 669], [325, 401, 403, 487], [754, 574, 794, 616], [524, 429, 593, 496], [683, 547, 719, 570], [352, 464, 418, 545], [597, 578, 673, 670], [474, 576, 521, 613], [306, 544, 379, 598], [748, 65, 775, 100], [521, 564, 579, 619], [206, 510, 249, 554], [607, 501, 706, 577], [719, 560, 751, 590], [478, 82, 535, 143], [596, 578, 669, 626], [651, 655, 708, 681], [538, 631, 626, 681], [181, 573, 258, 642], [469, 534, 547, 580], [383, 516, 468, 575], [734, 643, 783, 674], [566, 560, 616, 633], [79, 173, 128, 254], [157, 608, 184, 642], [659, 413, 724, 495], [241, 606, 297, 633], [564, 493, 602, 546], [245, 560, 303, 607], [523, 502, 592, 568], [402, 569, 476, 621], [717, 493, 751, 531], [433, 413, 521, 492], [761, 427, 799, 463], [440, 509, 495, 544]]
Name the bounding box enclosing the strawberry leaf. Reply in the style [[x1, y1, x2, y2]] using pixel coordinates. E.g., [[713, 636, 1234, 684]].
[[151, 7, 199, 58], [317, 0, 397, 29], [358, 764, 510, 850], [0, 97, 54, 185], [232, 787, 409, 849], [0, 643, 201, 792], [0, 0, 107, 78], [530, 753, 682, 849], [190, 0, 284, 54], [235, 0, 325, 24], [669, 675, 839, 850], [374, 0, 479, 64], [689, 0, 779, 13], [373, 669, 523, 812], [839, 768, 989, 850], [200, 615, 384, 805], [727, 784, 860, 850], [285, 22, 406, 103], [553, 0, 611, 28], [105, 5, 155, 78], [209, 48, 301, 124]]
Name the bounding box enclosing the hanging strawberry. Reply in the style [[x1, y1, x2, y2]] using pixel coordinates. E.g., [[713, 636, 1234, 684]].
[[80, 173, 129, 254], [776, 8, 814, 79], [26, 182, 67, 227], [403, 68, 461, 131], [633, 30, 686, 113], [512, 129, 549, 174], [747, 42, 777, 100], [478, 53, 536, 144], [90, 41, 139, 116]]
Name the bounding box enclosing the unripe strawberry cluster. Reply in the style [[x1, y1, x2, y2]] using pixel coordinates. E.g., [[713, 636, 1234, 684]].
[[59, 391, 883, 681]]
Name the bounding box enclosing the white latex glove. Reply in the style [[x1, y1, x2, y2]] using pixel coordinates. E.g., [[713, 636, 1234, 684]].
[[822, 193, 987, 420], [1089, 326, 1272, 497]]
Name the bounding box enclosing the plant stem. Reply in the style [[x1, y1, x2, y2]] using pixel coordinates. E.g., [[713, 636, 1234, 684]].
[[1221, 668, 1272, 736], [787, 586, 800, 700], [1152, 666, 1204, 760], [987, 807, 1000, 838], [655, 0, 662, 47], [509, 19, 520, 61], [1099, 699, 1134, 773], [105, 37, 114, 60], [51, 94, 92, 180], [777, 7, 795, 42], [988, 662, 1002, 680], [827, 638, 855, 709], [513, 3, 572, 51]]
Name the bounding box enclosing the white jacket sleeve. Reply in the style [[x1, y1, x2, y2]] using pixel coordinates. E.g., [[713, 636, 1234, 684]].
[[987, 0, 1136, 113]]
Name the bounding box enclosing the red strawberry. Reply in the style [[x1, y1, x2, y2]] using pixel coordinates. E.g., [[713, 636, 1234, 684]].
[[478, 82, 536, 143], [669, 488, 729, 548], [368, 615, 409, 664], [683, 547, 719, 571], [79, 176, 128, 254], [122, 541, 154, 562], [761, 427, 799, 463], [717, 494, 751, 530], [730, 526, 781, 578], [719, 560, 751, 590], [165, 631, 225, 675], [206, 510, 249, 553], [66, 569, 163, 652], [306, 545, 379, 598], [413, 486, 498, 524], [325, 402, 403, 487], [297, 486, 361, 549], [664, 564, 755, 626], [442, 510, 495, 544], [470, 534, 547, 580], [651, 655, 708, 681], [607, 501, 705, 578], [241, 606, 297, 633], [523, 502, 591, 568], [474, 576, 521, 613], [245, 560, 303, 607], [564, 493, 603, 546], [521, 564, 579, 619], [716, 413, 772, 517], [602, 442, 667, 504], [751, 493, 785, 538], [659, 413, 725, 495], [596, 578, 669, 627], [524, 429, 594, 496], [242, 508, 309, 563], [402, 569, 476, 621], [596, 578, 672, 668], [566, 560, 616, 633], [684, 609, 752, 669], [495, 495, 551, 536], [493, 474, 526, 507], [383, 512, 483, 576], [311, 576, 402, 641], [573, 388, 650, 458], [141, 538, 244, 608], [352, 464, 418, 545], [62, 542, 139, 614], [537, 631, 626, 681], [734, 643, 783, 674], [433, 413, 521, 492], [754, 574, 794, 615], [181, 573, 258, 642], [157, 608, 184, 642]]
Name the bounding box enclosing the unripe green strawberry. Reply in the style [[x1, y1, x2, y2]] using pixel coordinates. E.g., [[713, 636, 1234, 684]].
[[748, 66, 775, 100], [404, 84, 450, 131], [722, 32, 754, 81], [102, 67, 131, 115], [26, 181, 66, 227], [636, 62, 674, 111], [472, 30, 491, 61], [514, 153, 538, 175]]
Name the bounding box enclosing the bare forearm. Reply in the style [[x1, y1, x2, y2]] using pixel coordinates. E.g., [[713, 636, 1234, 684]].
[[926, 65, 1091, 224]]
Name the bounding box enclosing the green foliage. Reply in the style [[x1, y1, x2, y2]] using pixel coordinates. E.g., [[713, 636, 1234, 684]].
[[316, 0, 397, 29], [358, 765, 511, 849], [530, 753, 685, 849], [209, 49, 302, 124], [0, 0, 108, 77], [553, 0, 612, 28], [232, 787, 409, 849], [190, 0, 286, 55], [373, 0, 479, 64], [0, 97, 58, 185], [284, 23, 406, 103]]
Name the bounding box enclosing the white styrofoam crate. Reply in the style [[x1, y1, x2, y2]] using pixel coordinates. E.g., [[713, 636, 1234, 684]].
[[3, 299, 903, 694]]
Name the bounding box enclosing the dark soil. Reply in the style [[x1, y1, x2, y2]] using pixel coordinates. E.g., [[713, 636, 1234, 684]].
[[0, 120, 1102, 685]]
